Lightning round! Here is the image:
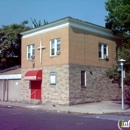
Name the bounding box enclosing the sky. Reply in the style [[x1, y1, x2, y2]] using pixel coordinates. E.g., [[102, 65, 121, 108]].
[[0, 0, 108, 28]]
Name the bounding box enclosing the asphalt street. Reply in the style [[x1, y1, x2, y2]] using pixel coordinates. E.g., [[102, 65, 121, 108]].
[[0, 105, 129, 130]]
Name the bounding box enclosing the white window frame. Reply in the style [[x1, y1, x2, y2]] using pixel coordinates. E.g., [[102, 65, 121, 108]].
[[27, 44, 35, 60], [50, 38, 61, 56], [99, 43, 108, 59]]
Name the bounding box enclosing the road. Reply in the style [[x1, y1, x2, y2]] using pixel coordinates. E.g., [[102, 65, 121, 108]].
[[0, 105, 129, 130]]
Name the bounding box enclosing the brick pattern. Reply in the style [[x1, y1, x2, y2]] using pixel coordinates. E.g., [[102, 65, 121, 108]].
[[21, 64, 128, 106], [69, 64, 122, 105], [42, 65, 69, 105], [21, 69, 31, 103], [21, 65, 70, 105], [69, 27, 119, 68]]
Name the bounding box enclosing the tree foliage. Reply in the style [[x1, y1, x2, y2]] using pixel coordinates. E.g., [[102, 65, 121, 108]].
[[105, 0, 130, 85], [31, 18, 48, 28], [105, 0, 130, 34], [0, 21, 30, 69], [0, 18, 48, 69]]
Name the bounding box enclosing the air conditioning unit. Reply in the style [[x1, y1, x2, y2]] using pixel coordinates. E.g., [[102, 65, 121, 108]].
[[104, 55, 109, 60], [56, 51, 60, 55], [31, 55, 35, 59]]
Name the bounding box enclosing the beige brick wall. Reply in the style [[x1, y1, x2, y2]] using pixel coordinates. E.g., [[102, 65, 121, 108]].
[[21, 26, 69, 69], [22, 26, 120, 69], [69, 27, 120, 68]]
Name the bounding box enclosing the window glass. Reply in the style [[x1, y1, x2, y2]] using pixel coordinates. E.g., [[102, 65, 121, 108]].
[[51, 40, 54, 49], [28, 53, 31, 59], [28, 45, 31, 53], [57, 39, 60, 52], [50, 38, 61, 56], [99, 43, 108, 59], [81, 71, 86, 86], [27, 44, 35, 60], [51, 40, 55, 55], [104, 44, 107, 55], [32, 49, 35, 56], [99, 44, 102, 58], [32, 44, 35, 56], [57, 43, 60, 52]]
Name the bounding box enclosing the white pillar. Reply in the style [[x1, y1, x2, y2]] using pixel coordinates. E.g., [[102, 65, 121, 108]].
[[121, 63, 124, 110]]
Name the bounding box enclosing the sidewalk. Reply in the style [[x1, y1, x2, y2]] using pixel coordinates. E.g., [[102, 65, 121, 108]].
[[0, 101, 130, 114]]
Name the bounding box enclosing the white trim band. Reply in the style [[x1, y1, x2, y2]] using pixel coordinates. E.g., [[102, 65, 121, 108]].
[[24, 76, 36, 80], [0, 74, 21, 79], [22, 23, 69, 38], [21, 17, 122, 40]]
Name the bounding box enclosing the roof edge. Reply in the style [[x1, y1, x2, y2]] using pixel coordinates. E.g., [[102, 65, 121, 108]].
[[20, 17, 122, 39]]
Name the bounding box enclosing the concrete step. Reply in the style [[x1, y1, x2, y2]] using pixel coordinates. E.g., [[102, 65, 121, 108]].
[[29, 99, 42, 105]]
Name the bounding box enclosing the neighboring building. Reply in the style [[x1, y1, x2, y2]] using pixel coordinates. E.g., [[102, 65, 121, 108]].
[[21, 17, 122, 105], [0, 66, 21, 102]]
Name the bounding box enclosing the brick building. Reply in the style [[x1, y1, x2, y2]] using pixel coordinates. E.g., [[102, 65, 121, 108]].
[[21, 17, 122, 105]]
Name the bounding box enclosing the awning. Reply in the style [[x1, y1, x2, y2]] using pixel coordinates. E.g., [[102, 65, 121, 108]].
[[24, 70, 42, 81]]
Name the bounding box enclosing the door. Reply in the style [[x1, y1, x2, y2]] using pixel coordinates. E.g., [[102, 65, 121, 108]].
[[31, 81, 41, 99], [8, 80, 21, 102]]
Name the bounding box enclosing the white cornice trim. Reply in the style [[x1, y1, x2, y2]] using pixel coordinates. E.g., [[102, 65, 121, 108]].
[[22, 23, 69, 38], [21, 17, 122, 39], [69, 22, 121, 39], [0, 74, 21, 79]]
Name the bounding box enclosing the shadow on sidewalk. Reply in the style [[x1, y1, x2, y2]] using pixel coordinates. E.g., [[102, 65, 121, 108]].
[[113, 101, 130, 110]]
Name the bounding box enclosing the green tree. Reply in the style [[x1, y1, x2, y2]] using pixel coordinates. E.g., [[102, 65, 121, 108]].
[[31, 18, 48, 28], [105, 0, 130, 34], [105, 0, 130, 85], [0, 21, 30, 69]]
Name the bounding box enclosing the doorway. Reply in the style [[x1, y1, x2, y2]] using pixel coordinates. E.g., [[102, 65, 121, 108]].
[[30, 81, 41, 99]]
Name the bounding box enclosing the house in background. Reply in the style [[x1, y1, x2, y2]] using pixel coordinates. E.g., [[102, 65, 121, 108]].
[[0, 65, 21, 102], [21, 17, 122, 105]]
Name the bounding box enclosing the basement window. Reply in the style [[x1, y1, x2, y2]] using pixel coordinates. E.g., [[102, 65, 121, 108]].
[[81, 71, 87, 87]]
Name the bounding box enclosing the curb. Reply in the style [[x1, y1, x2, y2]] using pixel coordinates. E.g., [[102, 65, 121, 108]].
[[0, 102, 130, 115]]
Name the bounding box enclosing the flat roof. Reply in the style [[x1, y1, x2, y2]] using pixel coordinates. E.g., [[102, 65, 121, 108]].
[[21, 17, 122, 39]]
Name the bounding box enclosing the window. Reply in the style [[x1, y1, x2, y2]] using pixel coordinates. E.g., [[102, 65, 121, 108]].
[[50, 72, 56, 85], [99, 43, 108, 59], [81, 71, 87, 86], [51, 40, 55, 56], [50, 38, 61, 56], [27, 44, 35, 60]]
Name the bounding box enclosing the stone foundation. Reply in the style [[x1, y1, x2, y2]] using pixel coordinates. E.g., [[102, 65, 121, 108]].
[[21, 64, 128, 106], [69, 64, 122, 105], [21, 65, 69, 105], [42, 65, 69, 105]]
